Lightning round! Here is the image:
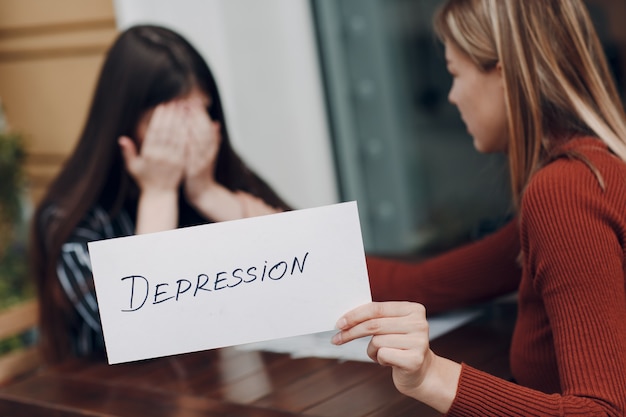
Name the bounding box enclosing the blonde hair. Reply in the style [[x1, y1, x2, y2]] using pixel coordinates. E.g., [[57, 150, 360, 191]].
[[434, 0, 626, 207]]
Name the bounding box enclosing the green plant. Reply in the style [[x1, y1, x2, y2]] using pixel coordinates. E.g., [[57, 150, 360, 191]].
[[0, 104, 34, 355], [0, 132, 25, 246], [0, 106, 31, 310]]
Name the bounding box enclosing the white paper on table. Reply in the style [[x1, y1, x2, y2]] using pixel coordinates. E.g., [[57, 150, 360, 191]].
[[236, 308, 484, 362], [88, 201, 372, 364]]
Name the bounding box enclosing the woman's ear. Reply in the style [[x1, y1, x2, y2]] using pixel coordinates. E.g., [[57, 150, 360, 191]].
[[495, 62, 505, 88], [118, 136, 138, 168]]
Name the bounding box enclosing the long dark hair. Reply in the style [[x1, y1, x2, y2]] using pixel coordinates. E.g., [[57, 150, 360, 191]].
[[30, 25, 291, 363]]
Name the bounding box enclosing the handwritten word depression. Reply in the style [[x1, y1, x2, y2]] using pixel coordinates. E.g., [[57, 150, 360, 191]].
[[121, 252, 310, 312]]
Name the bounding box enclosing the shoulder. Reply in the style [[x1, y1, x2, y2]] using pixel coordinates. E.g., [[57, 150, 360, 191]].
[[523, 158, 596, 213], [524, 137, 626, 208], [521, 138, 626, 242], [67, 205, 134, 244], [520, 139, 626, 287]]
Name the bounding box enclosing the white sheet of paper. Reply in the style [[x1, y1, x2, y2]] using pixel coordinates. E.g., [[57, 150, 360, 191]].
[[88, 201, 372, 364], [235, 307, 484, 362]]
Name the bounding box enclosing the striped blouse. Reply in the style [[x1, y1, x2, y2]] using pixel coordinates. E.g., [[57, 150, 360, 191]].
[[56, 193, 282, 356], [57, 205, 134, 356]]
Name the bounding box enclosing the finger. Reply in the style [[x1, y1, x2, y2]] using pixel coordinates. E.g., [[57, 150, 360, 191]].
[[187, 104, 213, 143], [336, 302, 425, 330], [368, 333, 427, 354], [189, 95, 205, 107], [162, 102, 185, 147], [375, 346, 428, 370], [333, 314, 428, 345], [366, 332, 429, 362], [144, 102, 180, 149], [142, 104, 168, 147]]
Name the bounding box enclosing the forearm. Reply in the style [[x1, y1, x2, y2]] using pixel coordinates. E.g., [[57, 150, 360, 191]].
[[190, 184, 281, 221], [135, 188, 179, 234], [407, 353, 461, 414], [368, 219, 521, 313]]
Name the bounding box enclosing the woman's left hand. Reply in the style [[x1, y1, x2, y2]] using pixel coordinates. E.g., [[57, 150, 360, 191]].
[[182, 99, 222, 204], [332, 301, 461, 413]]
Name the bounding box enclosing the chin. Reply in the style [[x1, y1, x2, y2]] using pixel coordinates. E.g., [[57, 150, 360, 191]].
[[472, 138, 490, 154], [473, 138, 506, 154]]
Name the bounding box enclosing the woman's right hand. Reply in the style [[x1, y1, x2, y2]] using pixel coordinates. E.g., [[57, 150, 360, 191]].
[[119, 101, 187, 194], [119, 101, 187, 234]]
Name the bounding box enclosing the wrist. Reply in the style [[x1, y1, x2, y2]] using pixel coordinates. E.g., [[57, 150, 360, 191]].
[[409, 352, 461, 414], [140, 187, 179, 204], [136, 188, 179, 234], [185, 179, 217, 204], [188, 183, 244, 221]]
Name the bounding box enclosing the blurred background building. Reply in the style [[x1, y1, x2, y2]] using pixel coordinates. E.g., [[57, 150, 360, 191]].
[[0, 0, 624, 258]]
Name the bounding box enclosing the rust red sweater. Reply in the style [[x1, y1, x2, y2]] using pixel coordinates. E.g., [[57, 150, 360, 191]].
[[367, 137, 626, 416]]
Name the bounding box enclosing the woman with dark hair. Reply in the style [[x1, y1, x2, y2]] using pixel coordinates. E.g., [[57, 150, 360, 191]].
[[30, 25, 290, 363]]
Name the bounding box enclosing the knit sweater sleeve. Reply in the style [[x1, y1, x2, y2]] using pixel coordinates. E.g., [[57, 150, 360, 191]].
[[366, 219, 522, 314], [447, 155, 626, 416]]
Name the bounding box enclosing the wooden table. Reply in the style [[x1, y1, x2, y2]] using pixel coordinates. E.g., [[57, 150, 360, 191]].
[[0, 302, 515, 417]]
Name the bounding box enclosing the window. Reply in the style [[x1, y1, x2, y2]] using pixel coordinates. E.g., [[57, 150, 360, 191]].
[[312, 0, 626, 256]]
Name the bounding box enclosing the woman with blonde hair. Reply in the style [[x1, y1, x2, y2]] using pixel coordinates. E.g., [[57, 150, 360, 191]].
[[334, 0, 626, 415]]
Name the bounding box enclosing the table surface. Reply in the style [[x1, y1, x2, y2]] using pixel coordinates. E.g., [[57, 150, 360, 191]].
[[0, 302, 516, 417]]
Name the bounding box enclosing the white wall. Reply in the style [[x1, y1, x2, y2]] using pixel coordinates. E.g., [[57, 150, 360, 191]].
[[113, 0, 339, 209]]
